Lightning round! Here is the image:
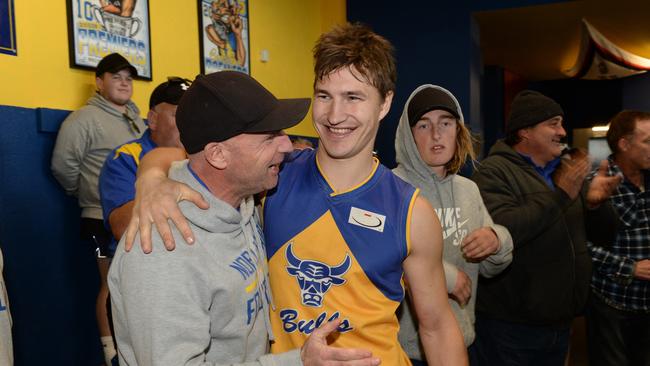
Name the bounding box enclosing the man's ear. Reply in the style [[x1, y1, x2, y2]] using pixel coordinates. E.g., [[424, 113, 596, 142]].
[[147, 109, 158, 131], [518, 128, 529, 141], [379, 90, 394, 121], [95, 76, 104, 93], [618, 136, 630, 153], [204, 142, 228, 170]]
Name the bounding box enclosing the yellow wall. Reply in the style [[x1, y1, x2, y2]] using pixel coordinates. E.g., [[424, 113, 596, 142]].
[[0, 0, 346, 137]]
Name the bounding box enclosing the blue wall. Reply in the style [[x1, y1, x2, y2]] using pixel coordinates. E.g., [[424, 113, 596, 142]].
[[0, 105, 102, 365]]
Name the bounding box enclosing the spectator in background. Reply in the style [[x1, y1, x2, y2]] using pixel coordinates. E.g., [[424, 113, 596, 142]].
[[587, 110, 650, 366], [394, 84, 513, 365], [51, 52, 145, 366], [471, 90, 620, 365], [100, 77, 190, 251]]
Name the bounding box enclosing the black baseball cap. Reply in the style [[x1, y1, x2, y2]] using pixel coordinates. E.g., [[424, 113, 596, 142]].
[[176, 71, 311, 154], [407, 87, 460, 126], [95, 53, 138, 77], [149, 77, 191, 109]]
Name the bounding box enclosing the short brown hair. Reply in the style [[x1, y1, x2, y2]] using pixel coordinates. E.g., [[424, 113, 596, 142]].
[[607, 110, 650, 154], [447, 122, 477, 174], [313, 23, 396, 99]]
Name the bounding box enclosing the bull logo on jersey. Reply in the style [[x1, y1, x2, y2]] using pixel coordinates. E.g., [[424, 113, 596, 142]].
[[285, 243, 351, 307]]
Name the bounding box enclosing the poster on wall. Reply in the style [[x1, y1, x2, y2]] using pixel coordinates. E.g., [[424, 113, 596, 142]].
[[198, 0, 250, 75], [0, 0, 17, 56], [67, 0, 152, 80]]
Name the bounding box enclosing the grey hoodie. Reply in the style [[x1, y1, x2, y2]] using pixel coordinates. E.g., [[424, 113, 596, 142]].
[[393, 85, 513, 352], [108, 161, 301, 365], [51, 93, 144, 219]]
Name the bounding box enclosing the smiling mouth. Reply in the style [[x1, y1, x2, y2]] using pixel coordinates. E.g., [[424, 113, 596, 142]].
[[326, 126, 354, 135]]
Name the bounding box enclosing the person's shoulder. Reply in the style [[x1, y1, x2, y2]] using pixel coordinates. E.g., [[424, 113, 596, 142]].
[[279, 148, 315, 176], [61, 104, 108, 127], [381, 164, 418, 193], [453, 174, 479, 190]]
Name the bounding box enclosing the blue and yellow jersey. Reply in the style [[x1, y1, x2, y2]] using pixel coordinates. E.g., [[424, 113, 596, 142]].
[[99, 129, 157, 252], [264, 149, 418, 365]]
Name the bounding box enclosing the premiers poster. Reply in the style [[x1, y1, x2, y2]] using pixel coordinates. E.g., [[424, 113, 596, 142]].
[[199, 0, 250, 75], [0, 0, 16, 56], [68, 0, 152, 79]]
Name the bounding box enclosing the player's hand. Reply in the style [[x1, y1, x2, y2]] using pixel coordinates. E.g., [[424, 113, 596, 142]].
[[449, 270, 472, 307], [553, 149, 590, 200], [124, 169, 208, 253], [586, 159, 622, 209], [301, 319, 381, 366], [462, 227, 499, 261]]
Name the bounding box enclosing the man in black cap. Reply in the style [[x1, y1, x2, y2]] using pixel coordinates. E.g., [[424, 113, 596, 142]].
[[100, 76, 191, 250], [51, 52, 144, 365], [471, 90, 620, 365], [108, 71, 380, 365]]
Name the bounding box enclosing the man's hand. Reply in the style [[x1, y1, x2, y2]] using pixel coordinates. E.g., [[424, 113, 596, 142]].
[[634, 259, 650, 281], [449, 270, 472, 306], [461, 227, 499, 262], [586, 159, 622, 209], [553, 149, 590, 200], [123, 169, 208, 253], [300, 319, 380, 366]]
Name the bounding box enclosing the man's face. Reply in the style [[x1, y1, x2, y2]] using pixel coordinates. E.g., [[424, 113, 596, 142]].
[[311, 66, 392, 162], [96, 69, 133, 106], [149, 103, 182, 148], [621, 119, 650, 170], [411, 109, 458, 177], [224, 131, 293, 194], [521, 116, 566, 165]]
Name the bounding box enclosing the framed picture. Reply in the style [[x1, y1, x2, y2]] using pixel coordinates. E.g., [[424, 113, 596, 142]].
[[67, 0, 152, 80], [0, 0, 17, 56], [198, 0, 250, 75]]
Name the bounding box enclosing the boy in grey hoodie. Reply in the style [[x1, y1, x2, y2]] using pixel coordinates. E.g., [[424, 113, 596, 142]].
[[394, 85, 513, 363], [51, 52, 145, 364], [109, 71, 379, 366]]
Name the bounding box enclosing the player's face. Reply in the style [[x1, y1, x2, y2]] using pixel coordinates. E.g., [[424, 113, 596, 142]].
[[312, 66, 392, 162], [622, 119, 650, 170], [96, 69, 133, 106], [521, 116, 566, 165], [150, 103, 182, 148], [411, 109, 458, 178], [225, 131, 293, 194]]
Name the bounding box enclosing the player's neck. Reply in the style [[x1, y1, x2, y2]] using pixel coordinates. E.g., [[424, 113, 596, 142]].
[[316, 147, 377, 193]]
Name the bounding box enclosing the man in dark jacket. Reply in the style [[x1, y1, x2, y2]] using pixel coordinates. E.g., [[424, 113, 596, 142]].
[[471, 90, 620, 365]]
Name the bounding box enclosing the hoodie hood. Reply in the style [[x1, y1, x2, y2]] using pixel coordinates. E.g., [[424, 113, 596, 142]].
[[87, 92, 141, 120], [394, 84, 464, 187]]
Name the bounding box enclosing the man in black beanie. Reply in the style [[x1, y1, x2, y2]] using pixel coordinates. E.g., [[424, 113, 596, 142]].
[[471, 90, 620, 365]]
